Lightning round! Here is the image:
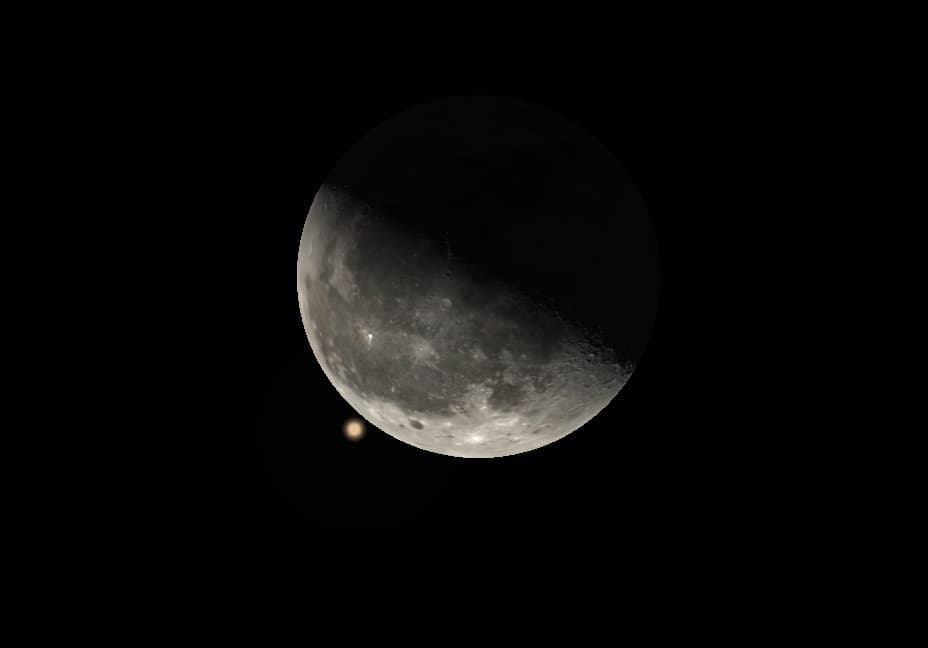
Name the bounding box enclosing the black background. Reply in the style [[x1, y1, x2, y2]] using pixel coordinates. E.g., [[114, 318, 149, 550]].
[[42, 5, 902, 645]]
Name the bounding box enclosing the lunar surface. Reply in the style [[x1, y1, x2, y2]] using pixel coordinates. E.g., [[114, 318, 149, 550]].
[[297, 95, 659, 458], [299, 186, 633, 458]]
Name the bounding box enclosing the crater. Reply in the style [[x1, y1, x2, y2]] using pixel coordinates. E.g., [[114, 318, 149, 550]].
[[409, 419, 424, 429]]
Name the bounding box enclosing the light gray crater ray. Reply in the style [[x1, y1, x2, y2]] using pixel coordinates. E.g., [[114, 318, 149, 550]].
[[297, 185, 633, 458]]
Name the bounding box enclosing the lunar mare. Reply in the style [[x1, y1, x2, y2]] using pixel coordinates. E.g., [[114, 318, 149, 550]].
[[298, 186, 633, 458]]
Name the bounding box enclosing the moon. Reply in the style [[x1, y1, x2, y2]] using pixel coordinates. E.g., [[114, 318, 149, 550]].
[[297, 96, 659, 458]]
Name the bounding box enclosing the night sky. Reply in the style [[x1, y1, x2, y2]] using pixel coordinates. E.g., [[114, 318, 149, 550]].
[[42, 6, 902, 645]]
